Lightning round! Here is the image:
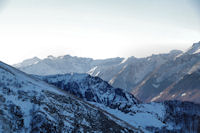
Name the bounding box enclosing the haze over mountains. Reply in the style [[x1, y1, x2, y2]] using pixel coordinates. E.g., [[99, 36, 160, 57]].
[[14, 41, 200, 104]]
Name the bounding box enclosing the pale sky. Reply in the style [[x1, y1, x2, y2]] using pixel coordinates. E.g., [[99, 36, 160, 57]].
[[0, 0, 200, 65]]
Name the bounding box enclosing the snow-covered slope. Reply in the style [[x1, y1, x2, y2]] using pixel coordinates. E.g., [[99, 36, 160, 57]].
[[95, 101, 200, 133], [37, 73, 200, 133], [0, 61, 140, 133]]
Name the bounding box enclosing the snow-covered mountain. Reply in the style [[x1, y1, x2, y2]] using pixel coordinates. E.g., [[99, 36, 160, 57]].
[[0, 61, 140, 133], [1, 61, 200, 132], [35, 73, 140, 113], [35, 73, 200, 133], [14, 57, 41, 68], [133, 41, 200, 103], [14, 50, 182, 92], [108, 50, 182, 91], [13, 55, 123, 76], [13, 41, 200, 104], [184, 41, 200, 55], [36, 73, 200, 133]]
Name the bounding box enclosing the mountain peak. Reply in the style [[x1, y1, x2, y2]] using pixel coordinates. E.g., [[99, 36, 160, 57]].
[[185, 41, 200, 55], [47, 55, 56, 60], [169, 49, 183, 55], [192, 41, 200, 47], [13, 56, 41, 68]]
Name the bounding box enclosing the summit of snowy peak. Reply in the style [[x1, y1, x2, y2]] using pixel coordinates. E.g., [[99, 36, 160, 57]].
[[13, 56, 41, 68], [32, 56, 40, 60], [169, 49, 183, 55], [120, 56, 136, 64], [62, 54, 74, 59], [185, 41, 200, 55], [47, 55, 56, 60], [192, 41, 200, 47]]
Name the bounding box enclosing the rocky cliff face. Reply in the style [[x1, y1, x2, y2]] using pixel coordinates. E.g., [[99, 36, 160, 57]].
[[36, 73, 140, 113]]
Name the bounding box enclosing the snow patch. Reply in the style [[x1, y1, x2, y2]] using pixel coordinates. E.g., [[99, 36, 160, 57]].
[[120, 58, 128, 64], [95, 71, 100, 76], [91, 102, 166, 132], [88, 66, 98, 75], [171, 94, 176, 98], [152, 83, 160, 88], [151, 92, 164, 102], [181, 93, 187, 97]]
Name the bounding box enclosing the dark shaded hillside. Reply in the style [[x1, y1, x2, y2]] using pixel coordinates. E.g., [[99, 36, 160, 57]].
[[36, 73, 140, 113], [152, 69, 200, 103]]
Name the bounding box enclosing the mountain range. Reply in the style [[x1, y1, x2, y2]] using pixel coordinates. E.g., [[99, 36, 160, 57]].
[[14, 41, 200, 104], [1, 61, 200, 132]]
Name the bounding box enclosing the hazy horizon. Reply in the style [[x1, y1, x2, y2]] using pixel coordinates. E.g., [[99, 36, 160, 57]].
[[0, 0, 199, 64]]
